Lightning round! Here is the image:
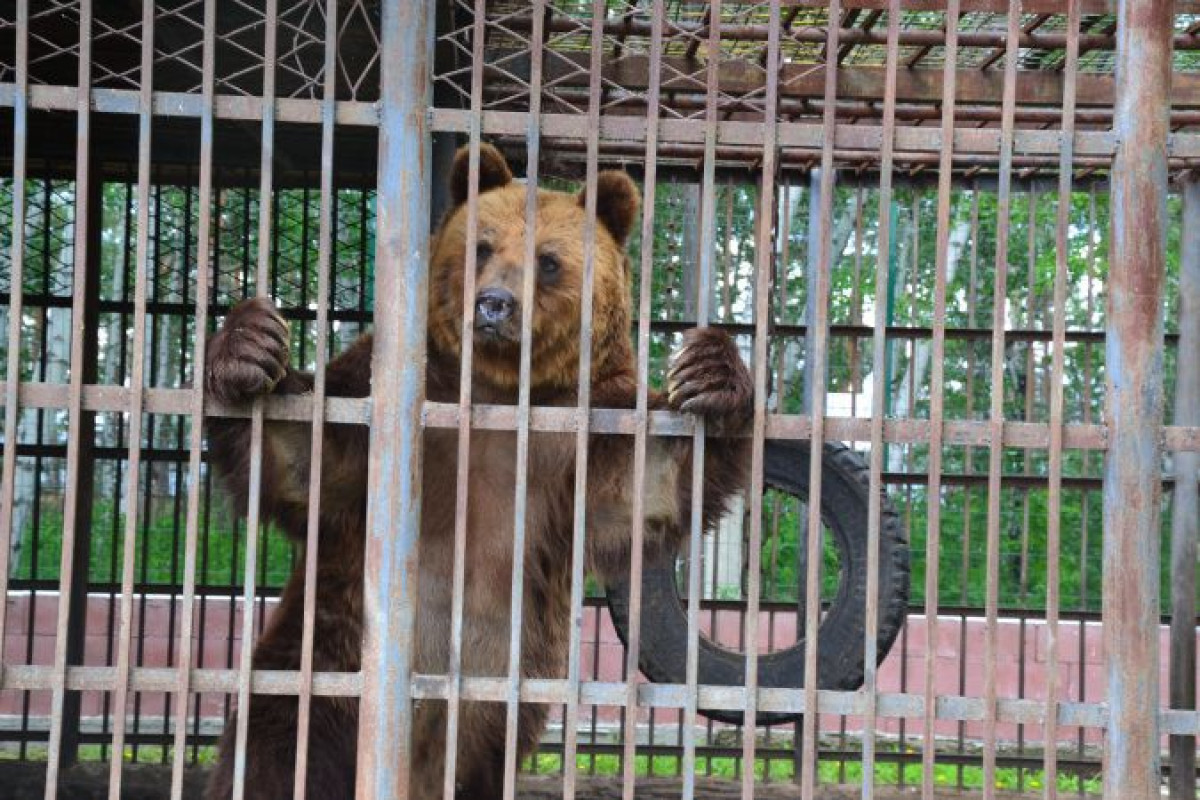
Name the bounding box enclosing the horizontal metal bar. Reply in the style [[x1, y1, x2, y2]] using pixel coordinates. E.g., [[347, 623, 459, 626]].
[[510, 56, 1200, 110], [0, 85, 379, 126], [0, 665, 361, 696], [433, 110, 1131, 159], [6, 381, 1200, 451], [401, 676, 1200, 735], [509, 14, 1200, 52]]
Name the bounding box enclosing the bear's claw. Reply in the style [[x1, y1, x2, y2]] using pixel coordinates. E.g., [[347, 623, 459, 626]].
[[205, 296, 291, 406], [667, 327, 754, 425]]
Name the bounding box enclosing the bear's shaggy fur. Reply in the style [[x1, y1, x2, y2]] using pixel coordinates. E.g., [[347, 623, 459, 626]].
[[202, 144, 753, 799]]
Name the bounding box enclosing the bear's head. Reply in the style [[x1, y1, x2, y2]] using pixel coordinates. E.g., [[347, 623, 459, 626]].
[[429, 144, 640, 394]]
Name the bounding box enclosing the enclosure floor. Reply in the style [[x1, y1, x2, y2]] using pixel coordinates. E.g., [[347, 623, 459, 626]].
[[1, 762, 1053, 800]]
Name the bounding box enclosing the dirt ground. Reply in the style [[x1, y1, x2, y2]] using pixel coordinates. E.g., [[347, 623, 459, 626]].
[[1, 762, 1056, 800]]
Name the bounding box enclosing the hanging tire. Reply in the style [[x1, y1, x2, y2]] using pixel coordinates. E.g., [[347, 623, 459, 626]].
[[604, 440, 910, 726]]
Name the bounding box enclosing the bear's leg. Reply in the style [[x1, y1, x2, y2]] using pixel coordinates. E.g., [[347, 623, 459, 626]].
[[205, 695, 358, 800], [432, 700, 546, 800]]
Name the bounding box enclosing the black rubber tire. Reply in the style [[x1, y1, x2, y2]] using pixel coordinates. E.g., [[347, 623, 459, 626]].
[[605, 440, 910, 725]]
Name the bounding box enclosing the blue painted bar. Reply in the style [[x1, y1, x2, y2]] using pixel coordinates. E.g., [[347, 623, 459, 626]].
[[355, 0, 433, 797]]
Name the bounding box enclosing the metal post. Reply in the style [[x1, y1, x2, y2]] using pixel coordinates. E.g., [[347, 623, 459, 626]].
[[1105, 1, 1172, 797], [1169, 180, 1200, 800], [355, 0, 433, 797]]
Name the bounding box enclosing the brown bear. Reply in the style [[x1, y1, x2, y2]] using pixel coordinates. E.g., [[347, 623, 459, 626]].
[[202, 143, 753, 800]]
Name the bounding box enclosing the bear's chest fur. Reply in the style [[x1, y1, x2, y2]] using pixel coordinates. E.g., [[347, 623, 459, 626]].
[[413, 356, 576, 679]]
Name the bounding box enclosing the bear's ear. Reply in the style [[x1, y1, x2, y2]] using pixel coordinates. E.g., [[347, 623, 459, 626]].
[[449, 142, 514, 207], [578, 170, 640, 246]]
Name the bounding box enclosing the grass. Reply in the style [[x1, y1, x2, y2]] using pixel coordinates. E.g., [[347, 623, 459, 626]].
[[524, 751, 1104, 794], [12, 497, 297, 589], [1, 742, 1105, 795]]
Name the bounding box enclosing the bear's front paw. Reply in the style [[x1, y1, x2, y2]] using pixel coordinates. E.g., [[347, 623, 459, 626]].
[[667, 327, 754, 426], [205, 297, 290, 406]]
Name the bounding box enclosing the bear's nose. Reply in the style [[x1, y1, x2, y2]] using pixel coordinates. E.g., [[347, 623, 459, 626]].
[[475, 288, 516, 325]]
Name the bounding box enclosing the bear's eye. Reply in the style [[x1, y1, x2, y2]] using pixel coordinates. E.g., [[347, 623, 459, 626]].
[[474, 241, 493, 265], [538, 253, 561, 277]]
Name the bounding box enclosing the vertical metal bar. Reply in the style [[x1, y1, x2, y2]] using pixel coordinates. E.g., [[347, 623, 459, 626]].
[[861, 3, 901, 796], [442, 0, 488, 796], [292, 1, 339, 796], [1045, 4, 1081, 798], [501, 1, 546, 797], [921, 5, 960, 799], [563, 1, 607, 795], [107, 1, 156, 793], [682, 4, 722, 797], [43, 1, 96, 792], [0, 0, 28, 677], [169, 1, 216, 794], [982, 5, 1021, 797], [740, 1, 781, 797], [1169, 182, 1200, 800], [614, 0, 665, 797], [1075, 186, 1098, 794], [1105, 1, 1171, 796], [957, 185, 981, 791], [355, 0, 432, 796], [231, 4, 279, 795], [801, 3, 841, 798]]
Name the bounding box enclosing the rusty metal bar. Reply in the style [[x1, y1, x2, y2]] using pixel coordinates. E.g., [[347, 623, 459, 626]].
[[42, 1, 96, 792], [230, 3, 279, 795], [13, 382, 1200, 450], [679, 3, 722, 797], [0, 0, 29, 684], [506, 14, 1200, 53], [1044, 3, 1081, 797], [106, 1, 156, 794], [982, 4, 1021, 798], [614, 0, 666, 796], [355, 0, 432, 796], [860, 1, 902, 796], [167, 0, 216, 795], [441, 0, 489, 796], [565, 0, 606, 796], [739, 0, 781, 797], [9, 660, 1199, 730], [499, 0, 547, 796], [801, 3, 841, 798], [1170, 180, 1200, 800], [921, 5, 960, 798], [1104, 1, 1172, 797], [291, 0, 339, 796]]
